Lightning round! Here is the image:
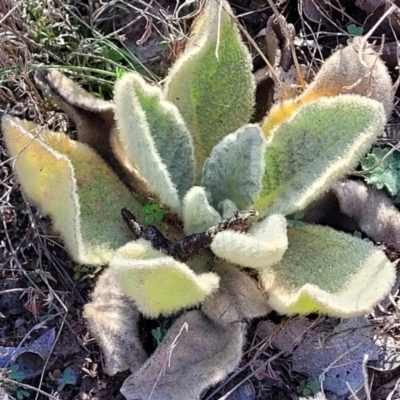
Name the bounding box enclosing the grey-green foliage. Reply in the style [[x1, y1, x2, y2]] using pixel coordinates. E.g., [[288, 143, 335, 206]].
[[256, 95, 385, 215], [361, 147, 400, 196], [164, 0, 255, 178], [3, 5, 398, 400], [182, 186, 221, 234], [202, 124, 266, 210], [218, 199, 238, 219], [211, 214, 288, 269], [131, 74, 195, 198], [114, 72, 195, 214], [263, 224, 396, 317]]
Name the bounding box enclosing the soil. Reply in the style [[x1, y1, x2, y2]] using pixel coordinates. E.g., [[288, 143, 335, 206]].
[[2, 0, 400, 399]]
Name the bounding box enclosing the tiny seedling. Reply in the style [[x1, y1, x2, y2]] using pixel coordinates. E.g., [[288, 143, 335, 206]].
[[57, 367, 77, 391], [151, 326, 167, 346], [49, 366, 77, 391], [115, 67, 126, 79], [143, 203, 166, 224], [74, 264, 90, 280], [73, 264, 102, 280], [8, 364, 25, 382], [287, 211, 304, 228], [10, 388, 30, 400], [4, 365, 30, 400], [347, 24, 363, 36], [297, 380, 320, 397]]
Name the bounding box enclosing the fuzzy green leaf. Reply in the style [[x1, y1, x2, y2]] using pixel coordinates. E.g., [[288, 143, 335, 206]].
[[262, 40, 393, 137], [256, 95, 385, 216], [219, 199, 238, 219], [262, 224, 396, 317], [114, 73, 195, 214], [110, 239, 220, 317], [164, 0, 255, 178], [361, 147, 400, 196], [211, 214, 288, 269], [182, 186, 221, 234], [202, 124, 266, 210], [2, 116, 143, 265]]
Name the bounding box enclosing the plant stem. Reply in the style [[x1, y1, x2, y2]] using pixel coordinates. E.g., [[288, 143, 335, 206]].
[[121, 208, 257, 262]]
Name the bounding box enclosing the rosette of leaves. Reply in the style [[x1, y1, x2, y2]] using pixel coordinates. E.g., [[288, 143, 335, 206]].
[[2, 0, 397, 398]]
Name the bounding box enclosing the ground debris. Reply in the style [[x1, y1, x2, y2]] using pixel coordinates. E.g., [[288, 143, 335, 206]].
[[258, 316, 381, 398]]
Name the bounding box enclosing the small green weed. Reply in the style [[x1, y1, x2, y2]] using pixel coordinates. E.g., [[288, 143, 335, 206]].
[[73, 264, 102, 280], [143, 203, 166, 224], [361, 146, 400, 196], [287, 211, 304, 228], [296, 380, 320, 397], [10, 388, 30, 400], [347, 24, 363, 36], [57, 367, 77, 391], [49, 366, 77, 391], [2, 365, 30, 399], [151, 326, 167, 346], [8, 365, 24, 382]]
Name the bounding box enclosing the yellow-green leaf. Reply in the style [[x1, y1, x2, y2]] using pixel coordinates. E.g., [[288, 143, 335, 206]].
[[3, 116, 143, 265]]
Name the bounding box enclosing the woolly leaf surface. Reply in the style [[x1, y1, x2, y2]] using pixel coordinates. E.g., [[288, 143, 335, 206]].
[[3, 116, 142, 265], [84, 268, 147, 375], [119, 72, 195, 197], [182, 186, 221, 234], [211, 214, 288, 269], [202, 124, 266, 210], [303, 38, 393, 117], [121, 310, 243, 400], [35, 69, 152, 199], [262, 39, 392, 136], [164, 0, 255, 178], [332, 180, 400, 252], [114, 73, 181, 214], [262, 224, 395, 317], [202, 262, 270, 323], [111, 239, 220, 317], [219, 199, 238, 219], [256, 95, 385, 216]]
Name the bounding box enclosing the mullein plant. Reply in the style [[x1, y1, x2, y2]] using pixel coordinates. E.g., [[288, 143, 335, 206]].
[[2, 0, 397, 398]]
